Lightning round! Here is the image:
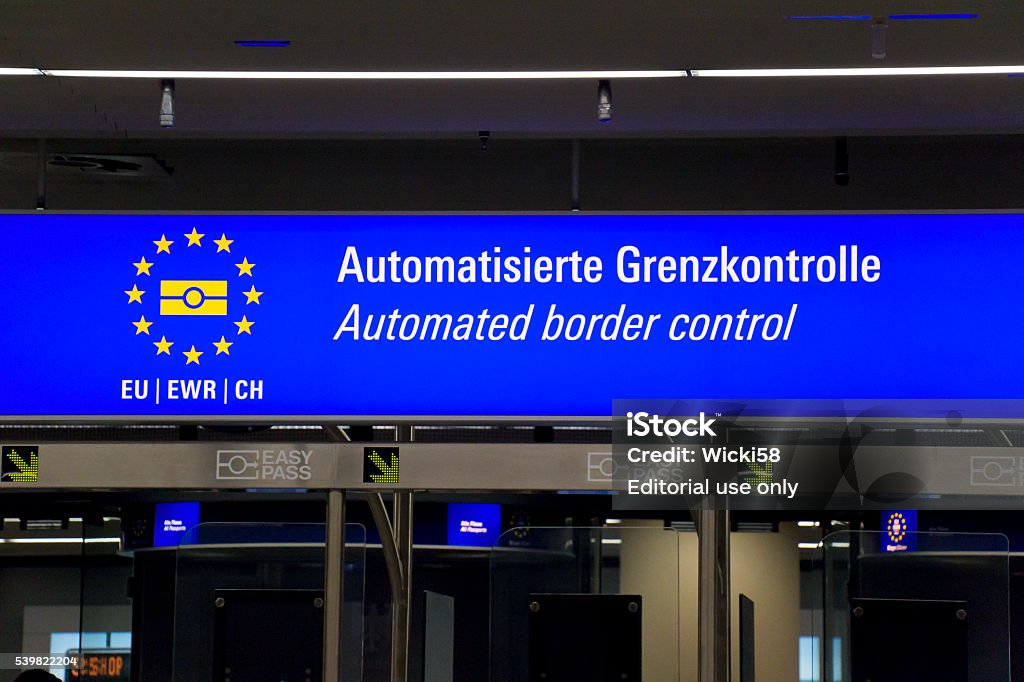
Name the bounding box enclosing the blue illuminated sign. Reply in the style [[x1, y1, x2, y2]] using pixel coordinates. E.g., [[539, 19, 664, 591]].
[[881, 510, 917, 552], [153, 501, 200, 547], [2, 213, 1024, 418], [447, 503, 501, 547]]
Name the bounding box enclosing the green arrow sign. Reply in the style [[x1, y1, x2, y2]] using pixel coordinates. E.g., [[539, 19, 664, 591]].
[[363, 447, 400, 484], [2, 446, 39, 482], [740, 461, 773, 486]]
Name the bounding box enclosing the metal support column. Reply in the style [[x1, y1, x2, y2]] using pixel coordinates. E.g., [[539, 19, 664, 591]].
[[390, 491, 413, 682], [323, 490, 346, 682], [697, 505, 730, 682]]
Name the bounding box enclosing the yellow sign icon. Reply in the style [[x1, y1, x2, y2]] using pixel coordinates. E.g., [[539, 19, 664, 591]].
[[159, 280, 228, 316]]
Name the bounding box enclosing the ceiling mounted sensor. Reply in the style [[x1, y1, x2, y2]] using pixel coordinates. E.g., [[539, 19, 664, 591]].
[[160, 79, 175, 128], [47, 154, 173, 178], [597, 80, 612, 122]]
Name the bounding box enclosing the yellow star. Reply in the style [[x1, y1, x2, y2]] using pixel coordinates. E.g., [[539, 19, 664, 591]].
[[213, 336, 234, 355], [133, 257, 154, 276], [124, 284, 145, 304], [153, 234, 173, 254], [243, 285, 263, 305], [213, 233, 233, 253], [183, 345, 203, 365], [132, 315, 153, 335], [235, 257, 255, 277], [154, 336, 173, 355], [184, 227, 205, 247], [234, 315, 255, 335]]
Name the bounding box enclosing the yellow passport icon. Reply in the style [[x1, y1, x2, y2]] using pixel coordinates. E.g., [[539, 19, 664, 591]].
[[160, 280, 228, 316]]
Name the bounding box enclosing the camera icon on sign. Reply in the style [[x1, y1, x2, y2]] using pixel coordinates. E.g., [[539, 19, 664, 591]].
[[969, 456, 1018, 487], [216, 450, 260, 480]]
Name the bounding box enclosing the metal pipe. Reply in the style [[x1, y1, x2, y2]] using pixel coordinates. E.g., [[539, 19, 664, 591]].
[[323, 424, 349, 442], [369, 492, 405, 599], [323, 490, 346, 682], [390, 491, 413, 682], [697, 504, 730, 682]]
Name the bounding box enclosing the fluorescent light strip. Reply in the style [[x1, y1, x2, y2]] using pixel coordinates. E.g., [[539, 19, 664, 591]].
[[39, 69, 687, 80], [0, 537, 120, 544], [692, 65, 1024, 77], [788, 13, 976, 21], [798, 542, 823, 549], [787, 15, 872, 20], [0, 65, 1011, 81], [888, 13, 977, 20], [234, 40, 291, 47]]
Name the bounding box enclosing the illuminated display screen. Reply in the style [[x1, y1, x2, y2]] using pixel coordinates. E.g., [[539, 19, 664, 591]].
[[70, 652, 130, 680], [2, 213, 1024, 418], [447, 503, 501, 547], [1, 445, 39, 482], [881, 510, 917, 552], [153, 501, 200, 547], [363, 447, 400, 484]]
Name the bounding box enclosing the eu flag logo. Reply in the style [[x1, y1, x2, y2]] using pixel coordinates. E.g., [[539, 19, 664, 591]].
[[125, 228, 263, 365]]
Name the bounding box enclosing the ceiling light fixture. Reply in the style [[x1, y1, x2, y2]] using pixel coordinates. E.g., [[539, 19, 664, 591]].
[[786, 15, 872, 20], [691, 65, 1024, 77], [0, 537, 121, 544], [787, 13, 976, 21], [0, 64, 1012, 81], [39, 69, 687, 80], [888, 13, 977, 20], [234, 40, 291, 47]]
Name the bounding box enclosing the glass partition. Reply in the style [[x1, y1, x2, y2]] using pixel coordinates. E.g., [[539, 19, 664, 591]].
[[490, 525, 688, 682], [0, 514, 129, 682], [79, 517, 133, 682], [172, 522, 365, 682], [817, 531, 1009, 682]]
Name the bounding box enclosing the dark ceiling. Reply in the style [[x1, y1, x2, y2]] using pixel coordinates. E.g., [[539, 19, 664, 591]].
[[1, 0, 1023, 137]]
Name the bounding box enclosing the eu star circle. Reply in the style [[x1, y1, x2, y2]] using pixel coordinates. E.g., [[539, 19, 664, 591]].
[[124, 228, 263, 365], [886, 511, 906, 544]]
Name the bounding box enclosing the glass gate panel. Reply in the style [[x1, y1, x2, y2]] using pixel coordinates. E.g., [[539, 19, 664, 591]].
[[818, 531, 1009, 682], [172, 522, 365, 682]]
